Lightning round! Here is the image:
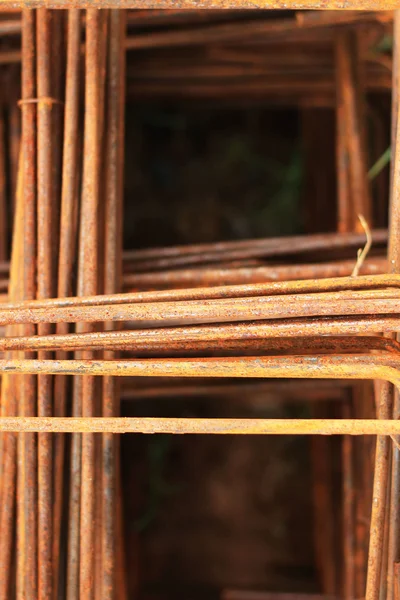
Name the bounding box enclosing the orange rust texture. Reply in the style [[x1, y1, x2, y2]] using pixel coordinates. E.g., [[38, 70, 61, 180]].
[[0, 6, 397, 600], [0, 1, 395, 9], [0, 417, 399, 435]]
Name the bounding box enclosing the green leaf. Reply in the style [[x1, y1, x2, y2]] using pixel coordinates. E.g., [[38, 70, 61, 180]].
[[368, 146, 391, 181]]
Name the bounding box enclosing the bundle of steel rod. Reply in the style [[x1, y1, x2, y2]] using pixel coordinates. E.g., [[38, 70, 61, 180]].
[[0, 227, 389, 296], [0, 5, 398, 600]]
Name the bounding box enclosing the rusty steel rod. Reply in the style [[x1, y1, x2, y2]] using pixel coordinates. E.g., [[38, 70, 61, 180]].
[[0, 255, 388, 295], [0, 8, 397, 598], [335, 32, 352, 235], [1, 271, 399, 311], [36, 9, 54, 599], [4, 315, 400, 354], [0, 354, 397, 386], [1, 417, 400, 435], [0, 1, 393, 11], [123, 230, 386, 272], [2, 286, 400, 329], [0, 288, 400, 329], [77, 10, 102, 600], [102, 9, 126, 600], [123, 228, 387, 262], [0, 157, 23, 600], [0, 331, 398, 355], [53, 10, 80, 600], [0, 228, 390, 277], [21, 10, 38, 600], [386, 10, 400, 600]]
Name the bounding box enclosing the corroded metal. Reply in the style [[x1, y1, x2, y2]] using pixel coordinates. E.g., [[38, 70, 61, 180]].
[[53, 10, 80, 599], [21, 10, 37, 600], [0, 417, 400, 435], [36, 10, 54, 599], [0, 354, 398, 385], [102, 9, 126, 599], [0, 7, 397, 600]]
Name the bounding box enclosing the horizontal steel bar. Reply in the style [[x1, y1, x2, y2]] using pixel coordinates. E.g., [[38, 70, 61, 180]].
[[0, 417, 400, 434], [1, 285, 400, 328], [0, 331, 397, 354], [0, 1, 395, 10], [0, 354, 398, 386], [0, 273, 395, 311]]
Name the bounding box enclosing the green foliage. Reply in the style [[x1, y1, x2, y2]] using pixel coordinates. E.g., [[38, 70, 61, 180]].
[[373, 34, 393, 53], [368, 146, 391, 181]]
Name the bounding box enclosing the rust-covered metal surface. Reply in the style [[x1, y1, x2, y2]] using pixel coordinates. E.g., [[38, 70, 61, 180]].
[[0, 5, 398, 600], [0, 1, 396, 9]]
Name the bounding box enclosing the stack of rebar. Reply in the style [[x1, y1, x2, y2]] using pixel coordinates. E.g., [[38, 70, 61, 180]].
[[0, 4, 399, 600]]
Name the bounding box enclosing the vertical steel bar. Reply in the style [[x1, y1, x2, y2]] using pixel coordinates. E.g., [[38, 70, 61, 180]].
[[310, 431, 337, 593], [67, 379, 82, 600], [0, 107, 8, 262], [79, 10, 101, 600], [36, 9, 54, 600], [335, 36, 358, 595], [338, 28, 372, 230], [387, 12, 400, 598], [335, 34, 351, 234], [96, 14, 109, 598], [366, 384, 393, 600], [342, 399, 356, 600], [0, 155, 23, 600], [8, 67, 21, 216], [102, 10, 126, 599], [380, 449, 392, 600], [54, 10, 80, 600], [21, 10, 38, 600], [336, 35, 361, 592], [51, 10, 64, 284]]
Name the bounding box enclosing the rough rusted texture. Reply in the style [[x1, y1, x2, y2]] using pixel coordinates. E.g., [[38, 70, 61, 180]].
[[124, 228, 387, 264], [1, 287, 400, 332], [36, 9, 54, 600], [367, 10, 400, 600], [2, 417, 400, 435], [342, 401, 356, 600], [0, 155, 23, 600], [0, 227, 386, 280], [0, 331, 399, 356], [21, 10, 38, 600], [335, 28, 371, 230], [102, 9, 126, 600], [335, 33, 351, 235], [77, 9, 102, 600], [0, 255, 388, 296], [2, 272, 398, 311], [0, 10, 392, 43], [6, 315, 400, 353], [53, 11, 80, 599], [0, 8, 397, 599], [365, 384, 393, 600], [0, 353, 399, 386], [0, 1, 396, 9]]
